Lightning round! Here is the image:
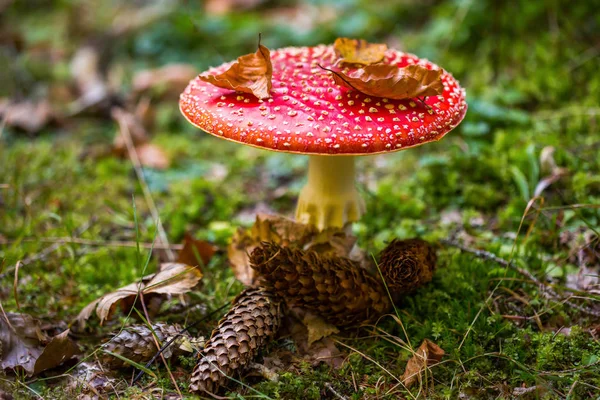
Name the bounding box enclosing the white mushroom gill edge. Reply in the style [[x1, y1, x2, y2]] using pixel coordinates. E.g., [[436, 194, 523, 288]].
[[295, 155, 365, 230]]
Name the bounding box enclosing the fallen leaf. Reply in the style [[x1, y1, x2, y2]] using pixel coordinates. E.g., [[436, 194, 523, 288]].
[[284, 314, 345, 369], [199, 44, 272, 100], [69, 46, 111, 114], [33, 330, 80, 375], [401, 339, 445, 388], [0, 99, 55, 133], [76, 263, 202, 325], [0, 313, 79, 376], [177, 233, 217, 268], [204, 0, 265, 16], [334, 37, 387, 66], [325, 63, 444, 100], [302, 311, 339, 346], [133, 64, 198, 98], [135, 143, 170, 170]]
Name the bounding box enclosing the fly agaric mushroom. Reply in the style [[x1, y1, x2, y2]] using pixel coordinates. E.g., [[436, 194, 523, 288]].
[[180, 44, 467, 230]]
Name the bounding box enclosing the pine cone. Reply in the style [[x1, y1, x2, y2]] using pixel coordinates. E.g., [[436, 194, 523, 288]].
[[250, 242, 391, 326], [100, 323, 195, 369], [190, 287, 282, 394], [378, 238, 437, 301]]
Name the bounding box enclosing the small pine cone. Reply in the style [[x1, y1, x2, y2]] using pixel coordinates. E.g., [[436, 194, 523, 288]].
[[250, 242, 391, 326], [378, 238, 437, 301], [100, 323, 193, 369], [190, 287, 282, 394]]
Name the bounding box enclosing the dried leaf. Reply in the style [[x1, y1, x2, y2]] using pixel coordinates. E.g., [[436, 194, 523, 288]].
[[205, 0, 265, 16], [199, 44, 272, 100], [327, 63, 444, 100], [302, 312, 339, 346], [334, 37, 387, 66], [33, 330, 80, 375], [0, 99, 55, 133], [144, 263, 203, 295], [132, 64, 198, 98], [0, 313, 78, 376], [286, 314, 345, 369], [69, 46, 111, 114], [401, 339, 444, 388], [76, 263, 203, 325], [177, 233, 217, 268], [135, 143, 170, 170]]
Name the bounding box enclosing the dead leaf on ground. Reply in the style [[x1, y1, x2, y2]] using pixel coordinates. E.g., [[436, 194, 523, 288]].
[[0, 98, 55, 133], [204, 0, 265, 16], [76, 263, 203, 326], [0, 313, 79, 376], [177, 233, 217, 268], [285, 314, 345, 369], [133, 64, 198, 98], [325, 63, 444, 100], [69, 46, 111, 114], [199, 44, 272, 100], [301, 311, 339, 346], [135, 143, 170, 169], [401, 339, 445, 388], [334, 37, 387, 66]]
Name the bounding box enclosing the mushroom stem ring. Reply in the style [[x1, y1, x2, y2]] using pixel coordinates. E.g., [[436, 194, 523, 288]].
[[296, 156, 364, 230]]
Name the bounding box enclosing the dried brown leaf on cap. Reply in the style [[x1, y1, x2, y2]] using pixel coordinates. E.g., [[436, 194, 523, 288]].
[[401, 339, 445, 388], [76, 263, 202, 326], [199, 43, 272, 100], [1, 313, 79, 376], [334, 37, 387, 66], [325, 63, 444, 100]]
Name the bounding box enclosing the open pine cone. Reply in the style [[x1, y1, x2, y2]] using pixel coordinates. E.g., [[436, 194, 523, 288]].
[[190, 287, 282, 394], [250, 242, 391, 326], [378, 238, 437, 300]]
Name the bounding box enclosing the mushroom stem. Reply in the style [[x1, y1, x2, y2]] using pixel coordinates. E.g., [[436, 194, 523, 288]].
[[295, 155, 365, 230]]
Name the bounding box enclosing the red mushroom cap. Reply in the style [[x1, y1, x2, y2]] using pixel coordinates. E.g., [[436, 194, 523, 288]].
[[180, 45, 467, 155]]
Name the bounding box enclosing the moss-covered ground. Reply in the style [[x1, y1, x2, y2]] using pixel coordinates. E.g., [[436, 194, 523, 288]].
[[1, 0, 600, 398]]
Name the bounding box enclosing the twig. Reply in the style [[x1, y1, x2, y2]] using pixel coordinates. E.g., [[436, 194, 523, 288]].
[[112, 107, 175, 262], [13, 261, 21, 310], [0, 218, 95, 279], [0, 236, 184, 250], [441, 239, 600, 318], [325, 383, 349, 400]]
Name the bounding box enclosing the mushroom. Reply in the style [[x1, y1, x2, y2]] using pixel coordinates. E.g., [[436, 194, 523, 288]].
[[180, 44, 467, 230]]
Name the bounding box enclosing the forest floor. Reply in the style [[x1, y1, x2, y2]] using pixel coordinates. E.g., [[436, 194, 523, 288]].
[[1, 0, 600, 399]]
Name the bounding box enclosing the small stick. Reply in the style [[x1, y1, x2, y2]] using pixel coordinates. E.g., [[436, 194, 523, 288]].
[[326, 383, 349, 400], [112, 107, 175, 262], [0, 237, 184, 251], [0, 218, 95, 279], [441, 239, 600, 318]]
